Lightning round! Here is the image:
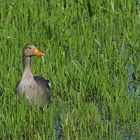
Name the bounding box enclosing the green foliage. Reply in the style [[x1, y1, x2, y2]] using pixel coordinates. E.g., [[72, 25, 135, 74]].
[[0, 0, 140, 139]]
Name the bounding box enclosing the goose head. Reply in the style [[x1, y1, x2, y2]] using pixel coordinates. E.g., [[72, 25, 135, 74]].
[[23, 45, 45, 57]]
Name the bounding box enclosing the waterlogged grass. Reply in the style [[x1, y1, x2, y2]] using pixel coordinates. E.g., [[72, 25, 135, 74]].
[[0, 0, 140, 139]]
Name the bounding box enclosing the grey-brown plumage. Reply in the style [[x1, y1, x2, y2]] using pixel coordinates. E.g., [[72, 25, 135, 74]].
[[16, 45, 51, 106]]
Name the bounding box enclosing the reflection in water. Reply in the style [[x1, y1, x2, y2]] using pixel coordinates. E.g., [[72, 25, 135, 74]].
[[121, 127, 136, 140], [127, 64, 134, 95], [54, 117, 63, 140], [53, 101, 63, 140], [127, 63, 140, 99]]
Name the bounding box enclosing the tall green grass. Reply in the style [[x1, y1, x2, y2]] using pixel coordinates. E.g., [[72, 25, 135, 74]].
[[0, 0, 140, 139]]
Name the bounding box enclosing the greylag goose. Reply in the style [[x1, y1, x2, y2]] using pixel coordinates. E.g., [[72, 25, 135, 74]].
[[16, 45, 51, 106]]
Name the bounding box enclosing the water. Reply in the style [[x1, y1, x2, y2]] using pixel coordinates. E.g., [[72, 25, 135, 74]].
[[53, 56, 140, 140], [127, 64, 135, 95]]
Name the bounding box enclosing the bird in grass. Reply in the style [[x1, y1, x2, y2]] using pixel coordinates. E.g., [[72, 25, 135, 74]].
[[16, 45, 51, 106]]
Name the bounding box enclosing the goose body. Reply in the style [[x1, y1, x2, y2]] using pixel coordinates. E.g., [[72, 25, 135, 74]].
[[16, 45, 51, 106]]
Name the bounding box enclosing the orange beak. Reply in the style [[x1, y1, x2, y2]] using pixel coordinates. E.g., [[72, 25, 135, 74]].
[[33, 48, 45, 56]]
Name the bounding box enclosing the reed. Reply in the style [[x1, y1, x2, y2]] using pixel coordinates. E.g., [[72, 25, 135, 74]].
[[0, 0, 140, 139]]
